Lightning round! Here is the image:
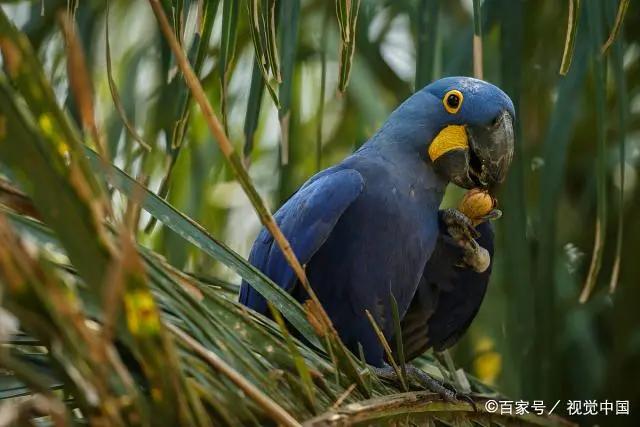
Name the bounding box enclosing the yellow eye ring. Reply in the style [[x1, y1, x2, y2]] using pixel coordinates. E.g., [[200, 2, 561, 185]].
[[443, 90, 463, 114]]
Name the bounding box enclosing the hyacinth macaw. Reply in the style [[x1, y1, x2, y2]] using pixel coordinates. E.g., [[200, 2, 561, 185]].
[[239, 76, 514, 399]]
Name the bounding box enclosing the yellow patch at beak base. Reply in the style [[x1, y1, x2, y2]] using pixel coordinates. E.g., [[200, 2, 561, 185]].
[[427, 125, 468, 161]]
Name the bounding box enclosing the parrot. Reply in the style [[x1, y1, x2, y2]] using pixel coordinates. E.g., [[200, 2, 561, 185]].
[[239, 76, 514, 400]]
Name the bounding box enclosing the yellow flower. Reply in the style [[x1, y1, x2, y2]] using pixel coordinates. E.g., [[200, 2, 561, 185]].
[[473, 336, 502, 386]]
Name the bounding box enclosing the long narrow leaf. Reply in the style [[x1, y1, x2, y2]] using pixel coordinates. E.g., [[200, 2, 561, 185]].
[[579, 0, 607, 303], [601, 0, 630, 54], [559, 0, 581, 75], [498, 0, 534, 398], [243, 58, 266, 163], [336, 0, 360, 93], [247, 0, 280, 107], [472, 0, 483, 79], [219, 0, 240, 133], [415, 0, 440, 89], [315, 8, 330, 171], [278, 0, 300, 165], [0, 72, 113, 292], [606, 0, 628, 294]]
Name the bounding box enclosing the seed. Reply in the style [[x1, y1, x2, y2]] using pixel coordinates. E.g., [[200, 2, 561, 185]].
[[457, 189, 497, 220]]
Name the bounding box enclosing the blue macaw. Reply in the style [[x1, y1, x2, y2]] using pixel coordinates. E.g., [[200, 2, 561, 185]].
[[239, 77, 514, 399]]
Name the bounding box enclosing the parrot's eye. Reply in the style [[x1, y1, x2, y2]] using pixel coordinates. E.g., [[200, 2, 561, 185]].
[[443, 90, 463, 114]]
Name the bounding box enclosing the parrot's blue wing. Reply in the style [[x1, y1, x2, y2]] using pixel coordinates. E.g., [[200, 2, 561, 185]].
[[395, 214, 495, 362], [428, 220, 494, 352], [239, 168, 365, 314]]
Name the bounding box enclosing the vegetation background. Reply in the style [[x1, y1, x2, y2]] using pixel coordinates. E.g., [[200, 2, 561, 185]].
[[0, 0, 638, 426]]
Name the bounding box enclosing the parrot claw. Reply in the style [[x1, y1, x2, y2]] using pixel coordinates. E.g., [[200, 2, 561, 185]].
[[442, 208, 480, 240], [462, 244, 490, 273], [477, 208, 502, 222], [441, 208, 491, 273], [370, 364, 476, 409]]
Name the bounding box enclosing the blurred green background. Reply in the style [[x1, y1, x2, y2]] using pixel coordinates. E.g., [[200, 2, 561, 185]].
[[2, 0, 639, 425]]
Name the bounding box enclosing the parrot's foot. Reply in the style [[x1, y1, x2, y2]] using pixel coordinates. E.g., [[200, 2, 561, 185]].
[[369, 364, 476, 409], [460, 243, 490, 273], [442, 208, 480, 241], [442, 208, 495, 273]]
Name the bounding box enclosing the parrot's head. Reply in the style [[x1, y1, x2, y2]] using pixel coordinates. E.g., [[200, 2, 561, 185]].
[[423, 77, 515, 194], [380, 76, 515, 195]]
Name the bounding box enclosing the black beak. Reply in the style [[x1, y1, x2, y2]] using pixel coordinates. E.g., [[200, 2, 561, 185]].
[[430, 110, 514, 194], [465, 110, 514, 195]]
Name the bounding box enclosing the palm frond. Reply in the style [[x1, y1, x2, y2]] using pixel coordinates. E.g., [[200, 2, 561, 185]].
[[1, 0, 637, 425]]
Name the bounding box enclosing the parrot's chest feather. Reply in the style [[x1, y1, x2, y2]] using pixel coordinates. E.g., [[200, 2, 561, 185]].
[[347, 149, 445, 239], [333, 151, 446, 305]]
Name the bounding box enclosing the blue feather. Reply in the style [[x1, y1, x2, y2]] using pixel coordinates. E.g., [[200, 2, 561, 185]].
[[239, 168, 365, 314]]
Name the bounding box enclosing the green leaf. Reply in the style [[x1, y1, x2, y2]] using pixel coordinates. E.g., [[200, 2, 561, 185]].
[[243, 57, 266, 162], [0, 71, 111, 293], [247, 0, 281, 108], [82, 147, 322, 350], [497, 0, 533, 398], [472, 0, 483, 78], [389, 294, 406, 383], [315, 8, 330, 171], [605, 0, 628, 294], [220, 0, 240, 132], [578, 0, 607, 303], [601, 0, 630, 54], [559, 0, 581, 75], [277, 0, 300, 165], [415, 0, 440, 89], [335, 0, 360, 93], [0, 353, 62, 400]]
